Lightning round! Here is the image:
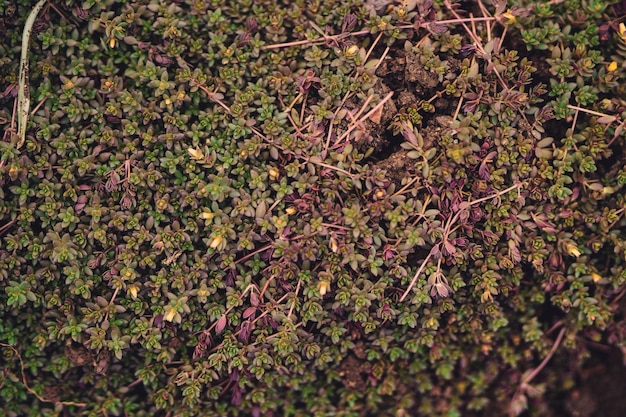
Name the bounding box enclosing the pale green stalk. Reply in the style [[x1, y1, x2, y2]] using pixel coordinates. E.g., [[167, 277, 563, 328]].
[[17, 0, 48, 148]]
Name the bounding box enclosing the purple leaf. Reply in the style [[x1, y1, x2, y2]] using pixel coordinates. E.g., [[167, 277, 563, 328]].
[[250, 292, 259, 307], [493, 0, 507, 15], [443, 240, 456, 256], [479, 151, 497, 180], [215, 315, 227, 334], [230, 384, 242, 406], [229, 369, 239, 382], [428, 22, 448, 34], [238, 321, 252, 342], [508, 239, 522, 263], [436, 283, 449, 298], [342, 13, 357, 32], [401, 122, 418, 146], [243, 306, 257, 319]]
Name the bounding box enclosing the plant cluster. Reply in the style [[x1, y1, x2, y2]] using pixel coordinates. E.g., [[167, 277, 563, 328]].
[[0, 0, 625, 416]]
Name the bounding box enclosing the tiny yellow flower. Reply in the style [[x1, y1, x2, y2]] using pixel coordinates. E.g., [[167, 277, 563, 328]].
[[164, 308, 176, 322], [608, 61, 618, 72], [590, 272, 602, 283], [345, 45, 359, 57], [566, 243, 581, 257], [109, 37, 116, 48], [602, 186, 615, 195], [268, 167, 279, 180], [286, 207, 296, 215], [600, 98, 613, 109], [128, 285, 138, 300], [318, 280, 330, 296], [329, 236, 338, 253], [188, 147, 204, 159], [620, 22, 626, 39], [502, 9, 516, 25], [199, 210, 214, 220], [210, 235, 223, 249]]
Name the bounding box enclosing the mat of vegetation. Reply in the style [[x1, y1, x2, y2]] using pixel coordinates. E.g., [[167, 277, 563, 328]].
[[1, 0, 626, 416]]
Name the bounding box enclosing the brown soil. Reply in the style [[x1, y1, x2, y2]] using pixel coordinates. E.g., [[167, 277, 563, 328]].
[[564, 347, 626, 417]]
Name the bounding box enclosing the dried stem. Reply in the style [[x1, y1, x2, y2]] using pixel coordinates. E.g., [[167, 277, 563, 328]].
[[262, 30, 370, 50], [0, 343, 87, 407], [399, 246, 437, 302], [443, 0, 508, 90], [307, 158, 357, 178], [567, 104, 619, 120], [258, 276, 275, 300], [509, 326, 566, 416], [234, 244, 273, 265], [523, 327, 566, 385], [196, 283, 256, 337], [17, 0, 49, 148], [0, 219, 19, 237], [400, 182, 525, 302], [336, 91, 394, 144], [287, 277, 302, 320], [322, 33, 386, 158], [103, 287, 120, 323]]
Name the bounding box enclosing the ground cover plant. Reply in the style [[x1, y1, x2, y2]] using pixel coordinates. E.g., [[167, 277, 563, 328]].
[[1, 0, 626, 415]]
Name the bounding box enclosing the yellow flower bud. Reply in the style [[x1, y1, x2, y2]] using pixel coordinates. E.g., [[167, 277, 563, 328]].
[[109, 37, 116, 48], [318, 281, 330, 296], [608, 61, 618, 72], [590, 272, 602, 283], [502, 9, 516, 24], [188, 147, 204, 160], [199, 210, 214, 220], [566, 243, 581, 257], [286, 207, 296, 215], [329, 236, 338, 253], [345, 45, 359, 57], [600, 98, 613, 109], [164, 309, 176, 322], [268, 167, 279, 180], [128, 285, 138, 300], [620, 22, 626, 38], [210, 235, 223, 249]]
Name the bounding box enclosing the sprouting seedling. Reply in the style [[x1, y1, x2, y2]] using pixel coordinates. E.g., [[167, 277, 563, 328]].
[[17, 0, 48, 149]]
